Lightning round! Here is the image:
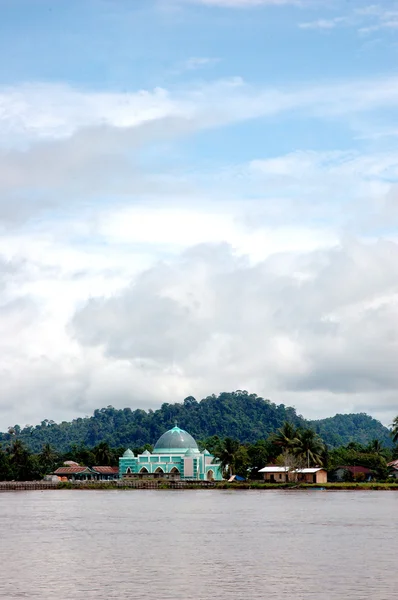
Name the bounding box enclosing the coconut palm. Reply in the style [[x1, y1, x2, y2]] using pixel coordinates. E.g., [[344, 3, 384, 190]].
[[294, 429, 325, 467], [391, 416, 398, 444], [93, 441, 112, 466], [271, 422, 300, 451], [39, 443, 58, 473], [366, 439, 384, 455], [213, 437, 240, 478]]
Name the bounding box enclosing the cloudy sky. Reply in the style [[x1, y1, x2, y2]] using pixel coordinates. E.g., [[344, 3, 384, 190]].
[[0, 0, 398, 430]]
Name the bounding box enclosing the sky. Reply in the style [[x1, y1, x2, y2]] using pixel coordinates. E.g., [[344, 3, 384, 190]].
[[0, 0, 398, 430]]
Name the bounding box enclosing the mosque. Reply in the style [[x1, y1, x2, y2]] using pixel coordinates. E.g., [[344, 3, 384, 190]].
[[119, 425, 223, 481]]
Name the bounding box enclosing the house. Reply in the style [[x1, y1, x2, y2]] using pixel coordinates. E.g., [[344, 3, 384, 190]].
[[334, 465, 373, 482], [92, 466, 119, 481], [53, 466, 96, 481], [387, 460, 398, 479], [258, 465, 327, 484]]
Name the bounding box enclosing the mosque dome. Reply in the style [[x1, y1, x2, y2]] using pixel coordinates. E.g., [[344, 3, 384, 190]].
[[123, 449, 135, 457], [154, 425, 199, 454]]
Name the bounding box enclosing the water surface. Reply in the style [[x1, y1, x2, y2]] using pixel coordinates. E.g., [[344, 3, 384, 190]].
[[0, 490, 396, 599]]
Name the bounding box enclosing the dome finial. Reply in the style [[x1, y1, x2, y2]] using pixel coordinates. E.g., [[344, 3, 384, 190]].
[[174, 419, 178, 428]]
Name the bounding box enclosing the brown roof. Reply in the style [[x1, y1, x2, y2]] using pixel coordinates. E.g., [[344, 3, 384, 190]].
[[336, 465, 372, 474], [54, 466, 92, 475], [92, 466, 119, 474]]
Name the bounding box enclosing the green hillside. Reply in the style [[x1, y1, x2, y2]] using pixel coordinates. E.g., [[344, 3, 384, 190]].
[[0, 391, 392, 452]]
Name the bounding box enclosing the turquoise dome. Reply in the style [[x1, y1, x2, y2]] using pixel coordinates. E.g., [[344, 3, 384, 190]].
[[123, 449, 135, 457], [154, 426, 199, 454]]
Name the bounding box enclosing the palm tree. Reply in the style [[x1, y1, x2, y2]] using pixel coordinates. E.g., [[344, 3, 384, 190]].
[[294, 429, 325, 467], [213, 438, 240, 478], [272, 422, 300, 451], [8, 439, 31, 480], [93, 441, 112, 466], [391, 416, 398, 444], [39, 443, 58, 473], [366, 439, 384, 455]]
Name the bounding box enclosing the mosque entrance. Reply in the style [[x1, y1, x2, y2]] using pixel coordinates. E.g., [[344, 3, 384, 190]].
[[207, 470, 214, 481], [169, 467, 180, 478], [139, 467, 149, 474]]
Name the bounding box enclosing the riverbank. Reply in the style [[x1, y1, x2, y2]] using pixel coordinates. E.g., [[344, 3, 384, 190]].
[[2, 480, 398, 491]]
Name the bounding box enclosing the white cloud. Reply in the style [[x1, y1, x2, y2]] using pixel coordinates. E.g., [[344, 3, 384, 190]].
[[299, 17, 347, 29], [69, 239, 398, 426], [0, 70, 398, 429]]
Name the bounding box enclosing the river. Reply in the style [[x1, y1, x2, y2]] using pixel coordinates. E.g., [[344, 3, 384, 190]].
[[0, 489, 396, 599]]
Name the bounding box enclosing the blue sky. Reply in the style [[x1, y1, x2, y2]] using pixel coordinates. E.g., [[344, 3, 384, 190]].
[[0, 0, 398, 429]]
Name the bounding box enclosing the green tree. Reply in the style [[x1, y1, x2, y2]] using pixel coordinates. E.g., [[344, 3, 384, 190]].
[[39, 443, 58, 474], [294, 429, 325, 467], [271, 422, 300, 451], [93, 441, 112, 465], [9, 439, 34, 480], [213, 437, 240, 477], [391, 416, 398, 444], [234, 445, 250, 478]]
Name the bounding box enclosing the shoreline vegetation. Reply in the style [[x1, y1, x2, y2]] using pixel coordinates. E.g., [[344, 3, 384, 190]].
[[2, 481, 398, 491], [1, 393, 397, 484]]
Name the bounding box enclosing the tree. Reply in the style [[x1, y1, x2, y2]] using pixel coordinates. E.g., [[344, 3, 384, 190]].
[[234, 446, 250, 478], [39, 443, 58, 474], [366, 439, 385, 456], [294, 429, 325, 467], [93, 441, 112, 466], [275, 449, 306, 483], [391, 416, 398, 444], [9, 439, 35, 481], [271, 422, 300, 451], [213, 437, 240, 478]]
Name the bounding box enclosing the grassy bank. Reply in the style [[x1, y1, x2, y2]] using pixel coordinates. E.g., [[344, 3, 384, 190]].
[[2, 480, 398, 491]]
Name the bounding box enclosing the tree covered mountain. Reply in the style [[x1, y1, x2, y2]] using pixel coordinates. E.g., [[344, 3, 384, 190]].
[[0, 391, 392, 452], [309, 413, 392, 448]]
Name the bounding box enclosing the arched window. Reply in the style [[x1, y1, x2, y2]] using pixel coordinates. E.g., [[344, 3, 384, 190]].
[[154, 467, 164, 473], [126, 467, 132, 474], [170, 467, 180, 474], [139, 467, 149, 473], [207, 470, 214, 481]]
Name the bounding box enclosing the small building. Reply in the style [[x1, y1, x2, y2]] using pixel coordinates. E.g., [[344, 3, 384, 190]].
[[119, 425, 223, 481], [53, 466, 95, 481], [259, 465, 327, 484], [92, 466, 119, 481], [387, 460, 398, 479], [334, 465, 373, 482]]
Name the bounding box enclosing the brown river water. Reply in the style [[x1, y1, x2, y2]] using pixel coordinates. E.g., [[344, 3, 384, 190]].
[[0, 489, 396, 599]]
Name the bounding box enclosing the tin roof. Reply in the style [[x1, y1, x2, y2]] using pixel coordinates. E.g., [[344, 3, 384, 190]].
[[335, 465, 372, 474], [387, 459, 398, 469], [92, 466, 119, 474], [54, 466, 93, 475], [259, 466, 325, 473]]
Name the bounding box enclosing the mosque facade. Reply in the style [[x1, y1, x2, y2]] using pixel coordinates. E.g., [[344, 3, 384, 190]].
[[119, 425, 223, 481]]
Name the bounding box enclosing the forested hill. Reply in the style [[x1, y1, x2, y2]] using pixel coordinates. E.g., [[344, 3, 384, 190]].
[[309, 413, 392, 448], [0, 391, 392, 452]]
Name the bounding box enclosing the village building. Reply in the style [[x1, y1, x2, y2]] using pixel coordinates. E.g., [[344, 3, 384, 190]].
[[259, 465, 328, 484], [53, 466, 96, 481], [92, 466, 119, 480], [119, 425, 223, 481], [333, 465, 373, 482], [53, 465, 119, 481], [387, 459, 398, 478]]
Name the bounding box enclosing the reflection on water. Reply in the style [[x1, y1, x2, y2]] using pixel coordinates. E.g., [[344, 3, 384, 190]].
[[0, 490, 396, 599]]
